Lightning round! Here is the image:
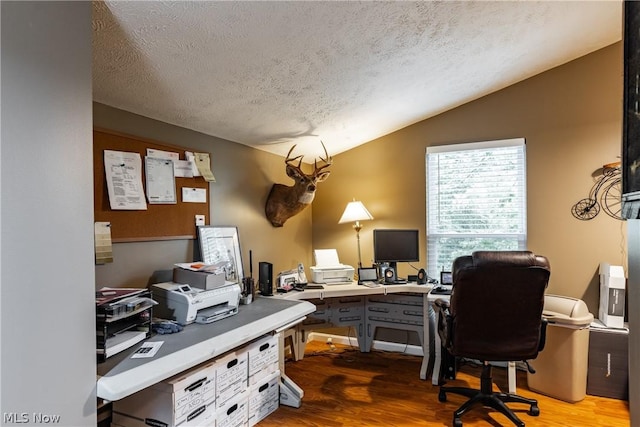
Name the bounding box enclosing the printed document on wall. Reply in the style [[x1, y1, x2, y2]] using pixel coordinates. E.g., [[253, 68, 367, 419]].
[[194, 152, 217, 182], [145, 157, 177, 204], [104, 150, 147, 210], [147, 148, 193, 178]]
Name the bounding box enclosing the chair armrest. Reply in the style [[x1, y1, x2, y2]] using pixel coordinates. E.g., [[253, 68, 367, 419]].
[[433, 298, 452, 348], [538, 318, 548, 352], [434, 298, 450, 310]]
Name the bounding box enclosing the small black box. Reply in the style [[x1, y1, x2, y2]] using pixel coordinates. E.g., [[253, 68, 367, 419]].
[[258, 261, 273, 296], [587, 325, 629, 400]]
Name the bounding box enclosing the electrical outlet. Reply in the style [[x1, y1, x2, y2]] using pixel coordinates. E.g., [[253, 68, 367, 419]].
[[195, 215, 205, 226]]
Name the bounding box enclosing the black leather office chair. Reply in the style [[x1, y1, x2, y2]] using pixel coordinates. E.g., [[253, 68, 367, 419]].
[[434, 251, 550, 427]]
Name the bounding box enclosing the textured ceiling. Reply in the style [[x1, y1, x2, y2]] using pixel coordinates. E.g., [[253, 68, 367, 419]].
[[92, 1, 622, 161]]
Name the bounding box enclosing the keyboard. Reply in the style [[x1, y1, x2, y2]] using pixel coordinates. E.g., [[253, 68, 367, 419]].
[[431, 285, 452, 295], [385, 279, 408, 285]]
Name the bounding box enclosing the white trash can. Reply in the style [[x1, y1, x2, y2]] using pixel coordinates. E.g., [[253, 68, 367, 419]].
[[527, 294, 594, 402]]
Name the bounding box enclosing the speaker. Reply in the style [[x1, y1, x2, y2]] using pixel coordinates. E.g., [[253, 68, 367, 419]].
[[417, 268, 427, 285], [258, 262, 273, 296], [384, 266, 396, 283]]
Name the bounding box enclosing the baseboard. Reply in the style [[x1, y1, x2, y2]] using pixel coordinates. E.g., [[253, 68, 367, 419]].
[[307, 332, 424, 357]]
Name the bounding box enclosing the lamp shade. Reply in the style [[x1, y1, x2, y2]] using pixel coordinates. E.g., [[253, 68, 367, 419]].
[[338, 200, 374, 224]]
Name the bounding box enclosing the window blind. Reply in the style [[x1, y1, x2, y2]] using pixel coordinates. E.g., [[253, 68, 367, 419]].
[[426, 138, 527, 278]]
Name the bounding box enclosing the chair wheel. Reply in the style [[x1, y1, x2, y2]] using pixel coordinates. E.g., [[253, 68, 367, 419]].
[[529, 404, 540, 416], [438, 390, 447, 402], [453, 417, 463, 427]]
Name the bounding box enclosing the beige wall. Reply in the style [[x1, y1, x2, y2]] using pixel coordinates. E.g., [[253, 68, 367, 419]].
[[313, 42, 624, 314], [95, 43, 623, 315], [93, 103, 314, 288]]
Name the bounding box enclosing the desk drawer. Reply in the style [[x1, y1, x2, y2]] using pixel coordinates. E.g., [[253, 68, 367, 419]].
[[366, 294, 423, 327], [330, 297, 365, 326], [303, 298, 331, 324], [367, 293, 423, 307], [303, 297, 365, 327]]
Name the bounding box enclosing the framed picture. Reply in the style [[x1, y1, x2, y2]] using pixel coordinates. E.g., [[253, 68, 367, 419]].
[[197, 226, 244, 284]]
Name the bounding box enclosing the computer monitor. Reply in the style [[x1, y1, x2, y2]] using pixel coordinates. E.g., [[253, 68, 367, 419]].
[[373, 229, 420, 273]]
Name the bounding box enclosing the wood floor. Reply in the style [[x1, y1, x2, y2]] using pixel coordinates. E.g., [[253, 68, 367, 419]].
[[260, 341, 630, 427]]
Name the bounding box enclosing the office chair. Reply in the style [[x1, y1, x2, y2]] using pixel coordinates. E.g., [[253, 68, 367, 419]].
[[434, 251, 550, 427]]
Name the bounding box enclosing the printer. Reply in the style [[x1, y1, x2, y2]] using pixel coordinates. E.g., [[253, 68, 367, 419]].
[[152, 282, 241, 325], [310, 249, 354, 285]]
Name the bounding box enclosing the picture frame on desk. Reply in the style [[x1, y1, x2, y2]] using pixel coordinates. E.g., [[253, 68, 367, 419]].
[[196, 226, 244, 284]]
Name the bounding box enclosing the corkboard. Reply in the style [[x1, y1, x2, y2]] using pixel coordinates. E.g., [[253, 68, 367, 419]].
[[94, 128, 210, 242]]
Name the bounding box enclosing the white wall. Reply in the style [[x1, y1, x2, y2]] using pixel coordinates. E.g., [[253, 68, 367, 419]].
[[0, 2, 96, 425]]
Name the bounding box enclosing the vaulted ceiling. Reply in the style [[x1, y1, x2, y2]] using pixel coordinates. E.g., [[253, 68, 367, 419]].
[[93, 1, 622, 161]]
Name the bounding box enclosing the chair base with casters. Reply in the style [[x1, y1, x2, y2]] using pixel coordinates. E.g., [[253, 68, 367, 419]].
[[438, 362, 539, 427]]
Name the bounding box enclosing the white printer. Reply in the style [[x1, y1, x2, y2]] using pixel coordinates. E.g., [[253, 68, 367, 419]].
[[310, 249, 354, 285], [152, 282, 241, 325]]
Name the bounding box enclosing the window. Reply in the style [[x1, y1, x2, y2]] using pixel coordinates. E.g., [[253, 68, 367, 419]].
[[426, 138, 527, 279]]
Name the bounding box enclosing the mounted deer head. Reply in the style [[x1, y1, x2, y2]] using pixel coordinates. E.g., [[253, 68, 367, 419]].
[[265, 141, 332, 227]]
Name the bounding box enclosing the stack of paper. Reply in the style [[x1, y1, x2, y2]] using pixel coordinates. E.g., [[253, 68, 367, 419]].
[[99, 331, 147, 359]]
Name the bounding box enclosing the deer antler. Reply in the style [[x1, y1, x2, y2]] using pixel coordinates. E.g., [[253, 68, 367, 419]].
[[285, 144, 304, 170], [313, 140, 332, 175]]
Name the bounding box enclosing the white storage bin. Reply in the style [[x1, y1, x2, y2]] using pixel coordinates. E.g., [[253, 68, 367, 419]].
[[112, 401, 215, 427], [247, 334, 279, 385], [216, 349, 248, 392], [248, 370, 280, 427], [216, 390, 249, 427], [112, 360, 216, 427], [216, 349, 249, 408]]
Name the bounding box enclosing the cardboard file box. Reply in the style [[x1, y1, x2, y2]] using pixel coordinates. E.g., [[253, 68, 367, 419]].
[[247, 334, 279, 385], [248, 370, 280, 427], [216, 349, 249, 408], [599, 263, 626, 328], [216, 390, 249, 427], [112, 359, 216, 427], [111, 405, 215, 427], [216, 373, 248, 411], [587, 321, 629, 400], [173, 267, 225, 290]]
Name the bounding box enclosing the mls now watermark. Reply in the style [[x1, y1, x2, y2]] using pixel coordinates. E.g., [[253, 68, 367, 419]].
[[3, 412, 61, 424]]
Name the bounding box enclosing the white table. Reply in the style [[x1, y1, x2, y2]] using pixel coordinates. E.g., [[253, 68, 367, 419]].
[[279, 282, 433, 380], [96, 297, 315, 403]]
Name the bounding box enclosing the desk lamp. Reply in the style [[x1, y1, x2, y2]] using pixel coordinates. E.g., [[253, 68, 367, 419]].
[[338, 199, 373, 268]]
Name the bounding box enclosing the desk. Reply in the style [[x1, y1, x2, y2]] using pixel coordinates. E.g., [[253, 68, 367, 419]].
[[280, 282, 433, 380], [428, 291, 517, 394], [96, 297, 315, 403]]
